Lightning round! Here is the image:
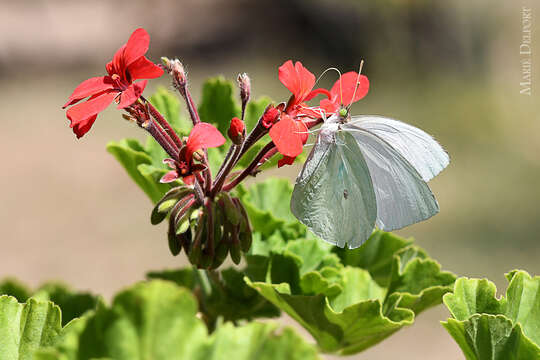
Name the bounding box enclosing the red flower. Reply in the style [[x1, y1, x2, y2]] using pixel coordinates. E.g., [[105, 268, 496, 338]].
[[279, 60, 316, 107], [161, 123, 226, 185], [270, 61, 325, 166], [319, 71, 369, 114], [63, 28, 164, 138], [269, 113, 308, 160]]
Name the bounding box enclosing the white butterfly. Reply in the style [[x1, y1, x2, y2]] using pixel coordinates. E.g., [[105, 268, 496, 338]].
[[290, 112, 449, 249]]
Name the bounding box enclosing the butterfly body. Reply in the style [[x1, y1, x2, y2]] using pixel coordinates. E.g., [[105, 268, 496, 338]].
[[291, 115, 449, 249]]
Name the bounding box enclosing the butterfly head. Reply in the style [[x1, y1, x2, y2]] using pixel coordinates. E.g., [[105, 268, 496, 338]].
[[338, 106, 350, 124]]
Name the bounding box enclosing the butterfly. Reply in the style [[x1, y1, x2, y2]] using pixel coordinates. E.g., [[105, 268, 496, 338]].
[[290, 110, 449, 249]]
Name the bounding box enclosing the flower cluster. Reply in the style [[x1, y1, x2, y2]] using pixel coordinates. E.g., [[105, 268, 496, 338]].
[[63, 28, 369, 268]]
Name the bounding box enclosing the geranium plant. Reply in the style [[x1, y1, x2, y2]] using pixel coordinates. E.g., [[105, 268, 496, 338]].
[[1, 28, 538, 359]]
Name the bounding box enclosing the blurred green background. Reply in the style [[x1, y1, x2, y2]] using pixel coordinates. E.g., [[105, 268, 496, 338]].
[[0, 0, 538, 358]]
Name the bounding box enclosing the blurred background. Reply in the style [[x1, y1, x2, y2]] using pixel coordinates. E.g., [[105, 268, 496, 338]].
[[0, 0, 538, 358]]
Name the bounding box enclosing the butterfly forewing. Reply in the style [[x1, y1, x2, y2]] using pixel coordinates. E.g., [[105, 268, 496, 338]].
[[343, 123, 440, 231], [350, 116, 449, 182], [291, 129, 377, 248]]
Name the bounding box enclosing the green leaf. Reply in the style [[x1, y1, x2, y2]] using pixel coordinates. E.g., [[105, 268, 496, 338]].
[[237, 178, 305, 238], [504, 271, 540, 346], [442, 270, 540, 359], [245, 227, 455, 355], [196, 321, 320, 360], [198, 77, 240, 136], [32, 282, 99, 327], [107, 139, 172, 203], [36, 280, 319, 360], [0, 277, 31, 302], [334, 231, 413, 287], [385, 245, 456, 315], [245, 264, 414, 355], [442, 315, 540, 360], [147, 267, 280, 328], [444, 278, 503, 321], [0, 295, 62, 359]]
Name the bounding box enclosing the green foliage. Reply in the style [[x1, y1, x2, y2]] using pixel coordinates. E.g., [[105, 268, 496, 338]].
[[0, 277, 31, 303], [107, 138, 172, 203], [235, 177, 456, 355], [236, 178, 305, 238], [0, 279, 99, 327], [442, 270, 540, 359], [147, 267, 280, 330], [198, 77, 240, 137], [32, 280, 319, 360], [0, 295, 62, 359]]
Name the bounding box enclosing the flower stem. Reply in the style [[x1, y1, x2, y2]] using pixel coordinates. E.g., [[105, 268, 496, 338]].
[[141, 119, 179, 159], [193, 179, 205, 204], [223, 141, 275, 191], [144, 99, 184, 148], [176, 83, 213, 188], [177, 85, 201, 126], [211, 144, 242, 197]]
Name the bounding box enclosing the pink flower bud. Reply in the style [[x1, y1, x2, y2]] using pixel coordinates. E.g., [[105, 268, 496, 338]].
[[237, 73, 251, 103], [228, 117, 245, 145]]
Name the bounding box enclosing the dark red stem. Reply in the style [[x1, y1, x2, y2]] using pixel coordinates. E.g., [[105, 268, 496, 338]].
[[144, 99, 184, 148], [142, 119, 179, 159], [211, 144, 242, 197], [223, 141, 275, 191]]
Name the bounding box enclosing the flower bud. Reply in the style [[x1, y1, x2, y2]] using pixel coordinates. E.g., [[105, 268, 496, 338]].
[[153, 188, 253, 269], [162, 58, 187, 88], [228, 117, 245, 145], [261, 105, 280, 129], [237, 73, 251, 104]]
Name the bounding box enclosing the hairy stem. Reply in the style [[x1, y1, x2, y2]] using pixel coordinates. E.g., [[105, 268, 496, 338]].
[[143, 98, 184, 149], [141, 119, 179, 159], [211, 144, 242, 197], [223, 141, 275, 191]]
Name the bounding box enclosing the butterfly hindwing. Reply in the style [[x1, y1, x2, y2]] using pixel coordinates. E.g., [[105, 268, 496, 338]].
[[343, 123, 440, 231], [291, 129, 377, 248], [350, 116, 449, 182]]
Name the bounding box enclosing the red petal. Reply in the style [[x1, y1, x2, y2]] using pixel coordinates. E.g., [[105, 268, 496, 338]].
[[63, 76, 114, 108], [66, 91, 117, 138], [319, 99, 339, 114], [72, 115, 97, 139], [185, 123, 226, 159], [304, 88, 331, 102], [278, 155, 296, 168], [110, 44, 127, 77], [183, 175, 195, 185], [124, 28, 150, 68], [128, 56, 164, 80], [268, 114, 305, 157], [160, 170, 179, 183], [163, 158, 177, 169], [117, 80, 147, 109], [278, 60, 315, 103], [330, 72, 369, 106]]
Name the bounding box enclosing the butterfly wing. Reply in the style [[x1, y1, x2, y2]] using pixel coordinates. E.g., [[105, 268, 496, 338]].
[[343, 123, 440, 231], [350, 116, 449, 182], [291, 129, 377, 248]]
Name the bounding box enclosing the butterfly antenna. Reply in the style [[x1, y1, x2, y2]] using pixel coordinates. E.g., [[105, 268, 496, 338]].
[[315, 67, 342, 86], [346, 60, 364, 112]]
